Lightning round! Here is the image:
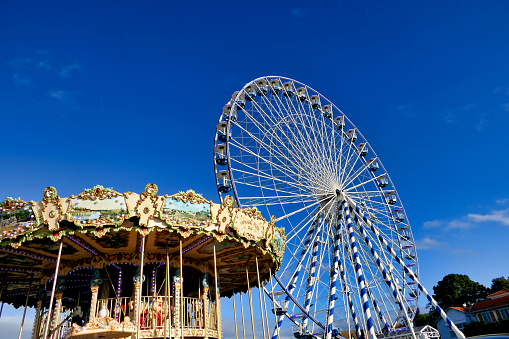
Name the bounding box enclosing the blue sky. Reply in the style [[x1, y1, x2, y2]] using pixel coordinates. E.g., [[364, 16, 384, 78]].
[[1, 0, 509, 335]]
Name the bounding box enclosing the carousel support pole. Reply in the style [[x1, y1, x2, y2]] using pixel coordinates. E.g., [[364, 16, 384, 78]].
[[262, 287, 270, 339], [17, 273, 34, 339], [32, 285, 45, 339], [89, 268, 103, 324], [268, 269, 280, 339], [202, 273, 209, 337], [232, 288, 239, 339], [165, 242, 170, 339], [173, 269, 182, 338], [180, 239, 184, 339], [239, 290, 246, 339], [0, 272, 6, 319], [213, 243, 221, 339], [255, 256, 266, 339], [136, 235, 146, 339], [114, 267, 122, 322], [50, 276, 66, 334], [43, 240, 63, 339], [245, 264, 255, 339]]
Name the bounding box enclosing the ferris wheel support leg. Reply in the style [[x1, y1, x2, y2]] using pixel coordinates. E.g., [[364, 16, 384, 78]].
[[336, 215, 363, 339], [302, 223, 322, 330], [271, 220, 319, 339], [346, 198, 466, 339], [341, 201, 377, 339], [325, 225, 342, 339], [351, 214, 416, 339]]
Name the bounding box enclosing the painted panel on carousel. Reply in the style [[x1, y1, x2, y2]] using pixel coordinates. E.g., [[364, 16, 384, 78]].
[[67, 186, 128, 227], [87, 230, 130, 249], [23, 237, 79, 256], [198, 239, 238, 254], [271, 228, 285, 258], [0, 252, 42, 267], [233, 207, 267, 242], [0, 198, 37, 238], [161, 196, 211, 228]]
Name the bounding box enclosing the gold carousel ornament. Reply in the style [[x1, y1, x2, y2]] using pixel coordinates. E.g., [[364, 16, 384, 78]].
[[0, 184, 285, 339]]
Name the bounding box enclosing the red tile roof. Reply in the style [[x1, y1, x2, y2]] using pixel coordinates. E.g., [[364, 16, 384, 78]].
[[450, 306, 469, 313], [470, 294, 509, 312], [487, 289, 509, 298]]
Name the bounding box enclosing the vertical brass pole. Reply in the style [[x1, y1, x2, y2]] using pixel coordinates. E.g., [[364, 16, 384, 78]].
[[255, 256, 266, 339], [180, 239, 184, 339], [165, 241, 170, 339], [0, 273, 6, 318], [240, 290, 246, 339], [232, 289, 239, 339], [43, 240, 63, 339], [269, 268, 280, 339], [246, 265, 255, 339], [137, 235, 146, 339], [213, 242, 221, 339], [17, 273, 34, 339]]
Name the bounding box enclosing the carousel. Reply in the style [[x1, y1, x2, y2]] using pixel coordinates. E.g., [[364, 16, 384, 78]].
[[0, 184, 285, 339]]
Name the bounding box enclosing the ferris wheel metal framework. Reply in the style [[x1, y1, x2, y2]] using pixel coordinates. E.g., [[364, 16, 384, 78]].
[[213, 76, 464, 339]]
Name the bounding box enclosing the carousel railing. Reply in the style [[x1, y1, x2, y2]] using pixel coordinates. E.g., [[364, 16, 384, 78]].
[[93, 295, 217, 332]]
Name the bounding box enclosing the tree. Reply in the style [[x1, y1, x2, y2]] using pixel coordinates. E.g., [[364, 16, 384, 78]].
[[431, 274, 488, 310], [490, 276, 509, 293], [414, 312, 433, 326]]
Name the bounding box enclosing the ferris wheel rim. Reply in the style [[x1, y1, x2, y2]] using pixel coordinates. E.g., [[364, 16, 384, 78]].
[[213, 76, 419, 335]]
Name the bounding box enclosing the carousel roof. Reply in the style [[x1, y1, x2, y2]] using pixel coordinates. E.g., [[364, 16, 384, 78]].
[[0, 184, 285, 307]]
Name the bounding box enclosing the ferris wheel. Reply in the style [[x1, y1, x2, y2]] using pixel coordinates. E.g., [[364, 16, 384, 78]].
[[213, 76, 421, 339]]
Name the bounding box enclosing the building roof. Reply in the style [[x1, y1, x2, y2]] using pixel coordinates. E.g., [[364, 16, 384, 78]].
[[449, 307, 469, 313], [487, 289, 509, 299], [470, 294, 509, 313]]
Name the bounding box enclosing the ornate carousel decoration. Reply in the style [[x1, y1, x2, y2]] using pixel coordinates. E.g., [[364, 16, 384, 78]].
[[0, 184, 284, 339]]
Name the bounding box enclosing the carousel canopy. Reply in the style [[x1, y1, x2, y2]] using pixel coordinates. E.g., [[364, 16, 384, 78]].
[[0, 184, 285, 308]]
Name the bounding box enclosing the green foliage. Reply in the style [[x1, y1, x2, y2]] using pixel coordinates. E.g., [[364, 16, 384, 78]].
[[431, 274, 488, 310], [414, 312, 433, 326], [463, 319, 509, 337], [490, 276, 509, 293]]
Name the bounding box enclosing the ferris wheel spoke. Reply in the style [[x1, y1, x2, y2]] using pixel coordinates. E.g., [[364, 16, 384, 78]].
[[251, 93, 322, 167], [282, 94, 335, 176], [229, 165, 312, 192], [228, 137, 308, 182], [294, 98, 336, 177], [230, 120, 298, 170], [340, 145, 366, 190], [242, 98, 326, 173], [228, 152, 332, 196], [341, 162, 374, 191]]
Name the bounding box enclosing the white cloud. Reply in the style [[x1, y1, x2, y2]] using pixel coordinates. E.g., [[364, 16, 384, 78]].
[[502, 103, 509, 112], [50, 90, 72, 102], [475, 115, 488, 132], [59, 62, 82, 78], [468, 208, 509, 226], [415, 236, 445, 250], [422, 218, 472, 230], [496, 198, 509, 204], [290, 8, 309, 18], [422, 219, 443, 229], [12, 73, 31, 87], [9, 50, 52, 71], [415, 236, 477, 255], [445, 219, 472, 230]]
